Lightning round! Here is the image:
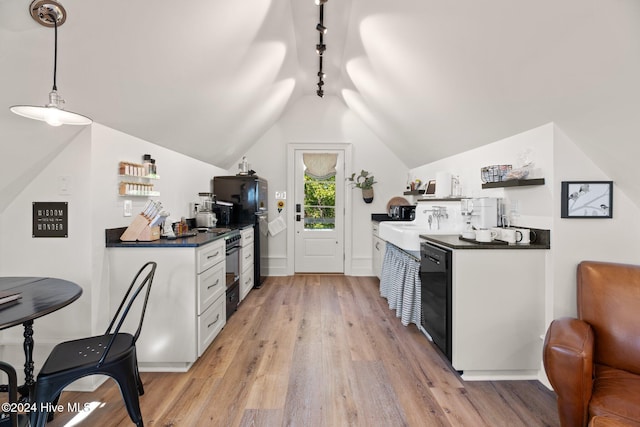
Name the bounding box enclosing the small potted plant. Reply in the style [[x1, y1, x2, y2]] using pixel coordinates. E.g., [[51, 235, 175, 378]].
[[347, 170, 377, 203]]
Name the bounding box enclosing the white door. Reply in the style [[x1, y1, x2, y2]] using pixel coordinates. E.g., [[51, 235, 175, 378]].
[[293, 149, 345, 273]]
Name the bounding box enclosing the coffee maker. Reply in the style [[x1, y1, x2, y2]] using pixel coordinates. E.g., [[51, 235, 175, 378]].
[[469, 197, 498, 229]]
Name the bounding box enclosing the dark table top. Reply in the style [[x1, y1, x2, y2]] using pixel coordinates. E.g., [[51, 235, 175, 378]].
[[0, 277, 83, 330]]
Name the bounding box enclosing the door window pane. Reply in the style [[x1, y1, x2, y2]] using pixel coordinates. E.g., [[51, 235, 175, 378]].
[[304, 175, 335, 229]]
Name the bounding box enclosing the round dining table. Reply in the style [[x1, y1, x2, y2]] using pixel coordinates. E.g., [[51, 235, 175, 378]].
[[0, 277, 83, 401]]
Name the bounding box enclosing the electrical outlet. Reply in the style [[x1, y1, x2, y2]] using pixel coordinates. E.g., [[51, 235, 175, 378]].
[[123, 199, 132, 217]]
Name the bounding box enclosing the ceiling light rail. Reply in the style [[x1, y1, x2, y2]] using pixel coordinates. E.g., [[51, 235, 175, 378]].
[[315, 1, 326, 97]]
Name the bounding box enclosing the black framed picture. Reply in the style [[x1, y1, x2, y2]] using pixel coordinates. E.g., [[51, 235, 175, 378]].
[[561, 181, 612, 218], [33, 202, 68, 237]]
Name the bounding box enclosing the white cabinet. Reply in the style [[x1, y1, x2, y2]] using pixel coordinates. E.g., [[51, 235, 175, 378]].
[[372, 222, 386, 278], [108, 238, 226, 371], [240, 227, 254, 301], [449, 248, 545, 378], [196, 239, 226, 356]]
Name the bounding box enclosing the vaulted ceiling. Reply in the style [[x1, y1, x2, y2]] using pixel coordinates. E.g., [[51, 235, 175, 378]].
[[2, 0, 639, 207]]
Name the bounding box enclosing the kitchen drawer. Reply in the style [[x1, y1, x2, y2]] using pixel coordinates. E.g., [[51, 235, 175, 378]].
[[240, 243, 254, 273], [240, 265, 254, 301], [196, 239, 224, 273], [198, 294, 226, 357], [197, 262, 225, 315], [241, 227, 254, 246]]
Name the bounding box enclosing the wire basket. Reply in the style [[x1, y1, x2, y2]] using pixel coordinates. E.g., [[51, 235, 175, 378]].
[[480, 165, 512, 183]]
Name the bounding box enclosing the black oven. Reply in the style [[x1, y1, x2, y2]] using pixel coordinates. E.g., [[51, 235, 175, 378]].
[[224, 231, 241, 320], [420, 242, 452, 362]]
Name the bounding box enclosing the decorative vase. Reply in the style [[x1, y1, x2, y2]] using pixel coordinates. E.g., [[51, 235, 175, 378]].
[[362, 188, 374, 203]]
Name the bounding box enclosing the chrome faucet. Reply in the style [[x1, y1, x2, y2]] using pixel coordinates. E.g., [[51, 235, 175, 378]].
[[432, 206, 448, 230]]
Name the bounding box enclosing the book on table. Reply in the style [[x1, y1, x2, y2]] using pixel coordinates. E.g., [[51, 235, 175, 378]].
[[0, 290, 22, 307]]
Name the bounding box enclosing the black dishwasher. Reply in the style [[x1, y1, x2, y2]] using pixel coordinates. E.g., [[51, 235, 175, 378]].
[[420, 242, 452, 362]]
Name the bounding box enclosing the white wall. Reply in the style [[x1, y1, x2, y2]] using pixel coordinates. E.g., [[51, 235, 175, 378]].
[[551, 126, 640, 318], [239, 95, 408, 275], [410, 121, 640, 328], [0, 123, 225, 385], [0, 127, 94, 382]]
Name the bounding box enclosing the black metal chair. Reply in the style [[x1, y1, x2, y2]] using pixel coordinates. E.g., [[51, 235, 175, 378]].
[[0, 361, 25, 427], [29, 261, 157, 427]]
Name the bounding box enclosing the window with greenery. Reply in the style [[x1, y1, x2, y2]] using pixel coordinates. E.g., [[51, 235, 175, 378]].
[[304, 174, 336, 229]]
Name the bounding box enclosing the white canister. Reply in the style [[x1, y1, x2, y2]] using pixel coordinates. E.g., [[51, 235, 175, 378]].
[[435, 172, 452, 198]]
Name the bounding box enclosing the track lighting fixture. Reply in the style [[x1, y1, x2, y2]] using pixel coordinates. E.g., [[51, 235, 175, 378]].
[[315, 1, 326, 97], [10, 0, 92, 126]]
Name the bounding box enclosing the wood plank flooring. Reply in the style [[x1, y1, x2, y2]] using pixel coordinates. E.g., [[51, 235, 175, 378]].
[[46, 275, 559, 426]]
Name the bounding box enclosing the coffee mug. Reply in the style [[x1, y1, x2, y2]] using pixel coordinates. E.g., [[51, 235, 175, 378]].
[[476, 229, 497, 242], [461, 229, 476, 239], [490, 227, 503, 240], [516, 228, 536, 245], [501, 228, 523, 244]]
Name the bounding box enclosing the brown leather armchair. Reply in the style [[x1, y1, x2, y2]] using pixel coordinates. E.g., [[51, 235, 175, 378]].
[[543, 261, 640, 427]]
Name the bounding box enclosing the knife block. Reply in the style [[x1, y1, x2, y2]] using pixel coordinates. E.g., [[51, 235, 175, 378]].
[[120, 214, 160, 242]]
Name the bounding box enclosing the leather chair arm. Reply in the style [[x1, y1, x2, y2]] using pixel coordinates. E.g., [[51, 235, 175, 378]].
[[543, 317, 594, 427]]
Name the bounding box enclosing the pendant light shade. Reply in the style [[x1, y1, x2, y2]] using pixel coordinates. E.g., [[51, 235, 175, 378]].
[[9, 0, 92, 126], [11, 91, 92, 126]]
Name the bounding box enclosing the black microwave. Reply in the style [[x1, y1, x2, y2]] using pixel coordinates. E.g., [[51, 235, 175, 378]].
[[389, 205, 416, 220]]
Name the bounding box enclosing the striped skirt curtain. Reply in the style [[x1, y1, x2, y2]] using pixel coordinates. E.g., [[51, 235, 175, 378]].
[[379, 243, 421, 326]]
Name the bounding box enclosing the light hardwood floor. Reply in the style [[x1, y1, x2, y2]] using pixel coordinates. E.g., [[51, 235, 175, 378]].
[[48, 275, 559, 426]]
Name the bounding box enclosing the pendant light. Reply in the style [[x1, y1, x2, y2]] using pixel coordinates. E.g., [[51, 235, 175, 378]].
[[10, 0, 92, 126]]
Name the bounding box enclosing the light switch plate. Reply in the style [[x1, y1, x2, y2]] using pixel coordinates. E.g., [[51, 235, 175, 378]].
[[275, 191, 287, 199], [57, 175, 71, 195], [123, 199, 132, 217]]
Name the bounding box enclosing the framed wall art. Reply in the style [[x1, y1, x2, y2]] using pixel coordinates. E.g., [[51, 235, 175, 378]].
[[33, 201, 68, 237], [561, 181, 612, 218]]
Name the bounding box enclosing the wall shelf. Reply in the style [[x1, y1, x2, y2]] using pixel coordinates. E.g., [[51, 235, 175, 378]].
[[403, 190, 425, 195], [481, 178, 545, 189], [118, 160, 160, 197], [417, 197, 465, 202]]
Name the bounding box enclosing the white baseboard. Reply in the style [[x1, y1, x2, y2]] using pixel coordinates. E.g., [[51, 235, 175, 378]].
[[265, 256, 374, 276], [460, 370, 540, 381]]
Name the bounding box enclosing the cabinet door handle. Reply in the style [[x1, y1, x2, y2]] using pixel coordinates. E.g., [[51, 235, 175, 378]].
[[207, 279, 220, 289], [375, 242, 380, 250], [245, 254, 251, 259], [207, 251, 220, 259], [208, 314, 220, 328], [245, 278, 251, 285]]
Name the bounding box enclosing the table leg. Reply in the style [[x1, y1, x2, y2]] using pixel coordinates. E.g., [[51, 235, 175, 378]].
[[17, 320, 35, 401]]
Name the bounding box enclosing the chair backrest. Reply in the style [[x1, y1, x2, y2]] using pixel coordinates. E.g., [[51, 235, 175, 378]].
[[578, 261, 640, 375], [99, 261, 156, 366]]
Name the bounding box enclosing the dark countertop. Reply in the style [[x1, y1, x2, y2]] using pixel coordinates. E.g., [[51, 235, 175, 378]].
[[105, 223, 253, 248], [420, 228, 550, 250]]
